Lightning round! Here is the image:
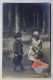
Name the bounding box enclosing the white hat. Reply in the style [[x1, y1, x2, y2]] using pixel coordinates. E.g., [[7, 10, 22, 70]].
[[33, 31, 39, 37]]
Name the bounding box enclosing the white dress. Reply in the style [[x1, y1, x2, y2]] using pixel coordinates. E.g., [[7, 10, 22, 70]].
[[28, 38, 42, 61]]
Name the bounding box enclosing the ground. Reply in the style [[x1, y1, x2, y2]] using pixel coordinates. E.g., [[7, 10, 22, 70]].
[[2, 34, 51, 78]]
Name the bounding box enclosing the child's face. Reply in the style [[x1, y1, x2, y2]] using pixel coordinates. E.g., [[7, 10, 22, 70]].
[[33, 36, 37, 41], [16, 37, 22, 40]]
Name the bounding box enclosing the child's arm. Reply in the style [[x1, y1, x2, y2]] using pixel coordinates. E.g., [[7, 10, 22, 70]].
[[38, 41, 42, 51], [32, 41, 42, 54], [16, 41, 23, 55]]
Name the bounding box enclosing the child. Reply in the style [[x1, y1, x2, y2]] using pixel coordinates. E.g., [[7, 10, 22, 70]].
[[13, 32, 24, 72], [28, 31, 43, 70], [32, 31, 43, 59]]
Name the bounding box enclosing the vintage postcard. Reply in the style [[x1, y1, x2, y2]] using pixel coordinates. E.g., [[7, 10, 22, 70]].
[[2, 3, 51, 78]]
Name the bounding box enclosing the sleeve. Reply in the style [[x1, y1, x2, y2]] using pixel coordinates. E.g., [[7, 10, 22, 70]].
[[16, 41, 23, 54], [13, 41, 20, 53], [38, 41, 42, 51], [16, 41, 20, 52], [13, 41, 16, 52]]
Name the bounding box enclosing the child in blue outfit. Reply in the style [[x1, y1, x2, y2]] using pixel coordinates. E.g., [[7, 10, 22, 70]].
[[13, 32, 25, 71]]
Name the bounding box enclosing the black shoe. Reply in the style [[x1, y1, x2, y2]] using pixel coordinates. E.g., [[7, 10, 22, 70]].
[[14, 69, 19, 72], [30, 68, 34, 70], [14, 66, 17, 72], [14, 69, 17, 72], [21, 68, 26, 71]]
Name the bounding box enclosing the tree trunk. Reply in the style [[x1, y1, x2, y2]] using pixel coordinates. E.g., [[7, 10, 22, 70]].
[[42, 9, 46, 34], [15, 5, 19, 33], [37, 10, 39, 31], [34, 8, 35, 30], [8, 5, 12, 36], [23, 7, 25, 31]]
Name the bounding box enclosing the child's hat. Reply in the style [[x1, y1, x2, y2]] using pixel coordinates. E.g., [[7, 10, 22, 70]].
[[33, 31, 39, 37], [14, 32, 22, 39]]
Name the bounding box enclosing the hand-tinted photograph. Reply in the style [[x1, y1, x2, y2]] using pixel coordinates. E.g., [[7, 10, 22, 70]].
[[2, 3, 51, 78]]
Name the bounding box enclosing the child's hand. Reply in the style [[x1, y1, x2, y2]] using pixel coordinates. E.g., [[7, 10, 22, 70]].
[[14, 54, 18, 57], [35, 54, 38, 58], [36, 50, 38, 53], [34, 48, 36, 50], [32, 50, 35, 55]]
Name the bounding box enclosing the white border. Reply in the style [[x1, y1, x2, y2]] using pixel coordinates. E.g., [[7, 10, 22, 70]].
[[0, 0, 53, 80]]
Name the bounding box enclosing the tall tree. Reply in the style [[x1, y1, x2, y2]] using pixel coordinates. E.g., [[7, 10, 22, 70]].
[[8, 4, 12, 36], [42, 9, 46, 34], [37, 10, 40, 31], [15, 4, 20, 33]]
